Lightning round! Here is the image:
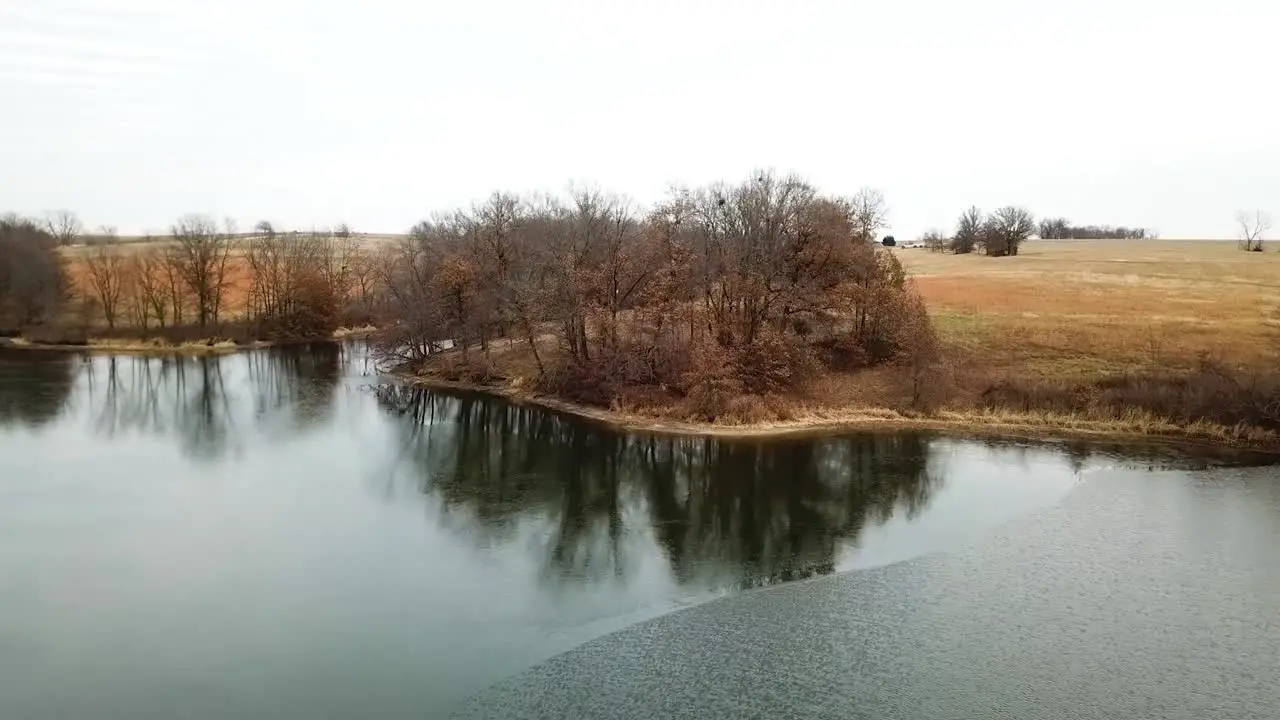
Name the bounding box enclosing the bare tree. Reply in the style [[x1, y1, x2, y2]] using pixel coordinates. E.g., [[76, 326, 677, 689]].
[[951, 206, 983, 254], [86, 225, 119, 246], [43, 210, 83, 247], [921, 229, 949, 252], [982, 206, 1035, 257], [319, 223, 359, 307], [347, 244, 377, 319], [850, 187, 888, 243], [128, 248, 170, 329], [168, 214, 233, 329], [1236, 210, 1271, 252], [82, 237, 129, 329]]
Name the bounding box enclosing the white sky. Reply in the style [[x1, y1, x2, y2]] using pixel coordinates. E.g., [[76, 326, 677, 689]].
[[1, 0, 1276, 238]]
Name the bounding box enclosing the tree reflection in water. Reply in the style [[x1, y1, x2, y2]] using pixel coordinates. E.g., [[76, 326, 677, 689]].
[[69, 343, 344, 459], [246, 342, 344, 432], [77, 353, 239, 459], [377, 386, 942, 594], [0, 349, 77, 428]]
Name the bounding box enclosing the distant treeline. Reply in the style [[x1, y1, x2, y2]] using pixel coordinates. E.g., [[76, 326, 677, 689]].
[[919, 208, 1154, 255], [1037, 218, 1153, 240]]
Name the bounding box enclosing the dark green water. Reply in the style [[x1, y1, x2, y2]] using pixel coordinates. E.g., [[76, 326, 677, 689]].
[[1, 344, 1277, 719]]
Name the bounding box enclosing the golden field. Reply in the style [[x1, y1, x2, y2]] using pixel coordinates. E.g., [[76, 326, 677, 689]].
[[900, 239, 1280, 378]]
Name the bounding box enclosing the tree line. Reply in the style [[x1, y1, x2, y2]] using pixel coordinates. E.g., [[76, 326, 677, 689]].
[[1, 212, 372, 342]]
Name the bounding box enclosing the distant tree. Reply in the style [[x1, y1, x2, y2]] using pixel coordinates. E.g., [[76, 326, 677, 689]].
[[1037, 217, 1149, 240], [951, 206, 983, 254], [881, 235, 896, 247], [982, 206, 1035, 257], [84, 225, 119, 246], [1038, 217, 1070, 239], [43, 210, 82, 247], [921, 230, 949, 252], [83, 236, 129, 329], [167, 214, 233, 328], [128, 248, 170, 329], [850, 188, 888, 243], [1236, 210, 1271, 252]]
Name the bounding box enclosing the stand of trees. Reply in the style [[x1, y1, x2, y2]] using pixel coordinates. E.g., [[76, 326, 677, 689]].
[[74, 215, 240, 337], [372, 172, 938, 416], [78, 223, 370, 343], [937, 206, 1035, 256], [244, 222, 367, 339]]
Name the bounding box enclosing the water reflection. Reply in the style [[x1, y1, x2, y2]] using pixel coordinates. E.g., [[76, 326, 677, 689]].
[[0, 343, 349, 460], [4, 342, 1240, 599], [246, 342, 344, 430], [377, 386, 942, 592], [0, 350, 76, 427]]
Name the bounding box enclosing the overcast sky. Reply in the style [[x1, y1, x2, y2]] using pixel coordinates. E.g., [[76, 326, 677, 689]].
[[2, 0, 1276, 238]]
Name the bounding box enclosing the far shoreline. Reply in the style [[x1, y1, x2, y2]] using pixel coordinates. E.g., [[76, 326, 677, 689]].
[[0, 326, 376, 356], [392, 372, 1280, 456]]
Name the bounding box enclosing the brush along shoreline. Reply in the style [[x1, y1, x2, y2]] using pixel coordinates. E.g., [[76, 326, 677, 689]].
[[392, 369, 1280, 454]]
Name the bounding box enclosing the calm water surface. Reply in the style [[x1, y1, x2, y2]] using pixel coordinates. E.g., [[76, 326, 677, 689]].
[[1, 344, 1276, 719]]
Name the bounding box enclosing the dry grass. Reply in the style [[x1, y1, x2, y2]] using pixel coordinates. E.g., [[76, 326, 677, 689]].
[[898, 239, 1280, 378]]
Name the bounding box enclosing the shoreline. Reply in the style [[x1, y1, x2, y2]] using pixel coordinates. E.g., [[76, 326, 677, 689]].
[[0, 326, 377, 356], [395, 372, 1280, 455]]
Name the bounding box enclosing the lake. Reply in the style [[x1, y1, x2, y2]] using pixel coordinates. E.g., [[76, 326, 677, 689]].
[[1, 343, 1277, 719]]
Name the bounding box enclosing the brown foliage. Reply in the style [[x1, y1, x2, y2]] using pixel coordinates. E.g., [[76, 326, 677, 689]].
[[680, 341, 743, 421], [373, 171, 935, 413]]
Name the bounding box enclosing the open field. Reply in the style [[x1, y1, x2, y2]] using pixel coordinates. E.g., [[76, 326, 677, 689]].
[[899, 239, 1280, 378]]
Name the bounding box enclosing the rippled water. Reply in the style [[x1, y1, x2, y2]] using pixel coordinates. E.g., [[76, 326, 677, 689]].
[[1, 343, 1276, 719]]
